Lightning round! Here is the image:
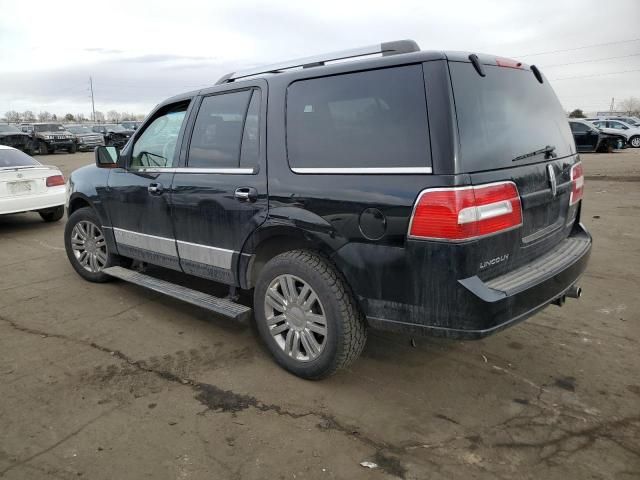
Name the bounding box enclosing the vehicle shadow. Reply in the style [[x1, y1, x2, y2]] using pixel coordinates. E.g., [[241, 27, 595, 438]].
[[0, 212, 65, 234]]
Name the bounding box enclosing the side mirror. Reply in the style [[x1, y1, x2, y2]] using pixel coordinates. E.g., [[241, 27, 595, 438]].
[[95, 145, 119, 168]]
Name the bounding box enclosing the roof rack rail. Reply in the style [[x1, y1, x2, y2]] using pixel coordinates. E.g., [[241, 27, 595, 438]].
[[215, 39, 420, 85]]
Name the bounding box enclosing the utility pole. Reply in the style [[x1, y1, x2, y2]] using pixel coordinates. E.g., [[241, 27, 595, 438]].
[[89, 76, 96, 122], [609, 97, 614, 113]]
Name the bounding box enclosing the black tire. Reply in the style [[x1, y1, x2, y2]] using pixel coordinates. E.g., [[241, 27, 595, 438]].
[[69, 143, 77, 154], [64, 207, 130, 282], [38, 141, 49, 155], [254, 250, 367, 379], [39, 205, 64, 222], [629, 136, 640, 148]]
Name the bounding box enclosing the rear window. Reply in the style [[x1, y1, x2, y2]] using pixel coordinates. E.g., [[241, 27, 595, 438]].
[[0, 149, 39, 168], [450, 62, 575, 172], [286, 65, 431, 170]]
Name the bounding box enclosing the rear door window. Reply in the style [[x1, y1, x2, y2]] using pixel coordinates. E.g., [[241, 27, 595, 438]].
[[187, 89, 260, 169], [286, 65, 431, 170]]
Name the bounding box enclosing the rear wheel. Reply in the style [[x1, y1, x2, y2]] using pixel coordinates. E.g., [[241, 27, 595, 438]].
[[630, 136, 640, 148], [254, 250, 367, 379], [39, 205, 64, 222], [64, 207, 130, 282]]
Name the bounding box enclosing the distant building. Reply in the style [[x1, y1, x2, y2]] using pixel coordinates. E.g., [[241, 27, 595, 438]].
[[595, 111, 627, 116]]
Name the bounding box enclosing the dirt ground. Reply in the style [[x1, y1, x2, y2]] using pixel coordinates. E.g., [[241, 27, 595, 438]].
[[1, 149, 638, 480]]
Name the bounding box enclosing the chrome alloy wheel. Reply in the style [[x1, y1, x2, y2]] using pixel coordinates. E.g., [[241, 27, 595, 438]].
[[264, 274, 328, 362], [71, 220, 107, 273]]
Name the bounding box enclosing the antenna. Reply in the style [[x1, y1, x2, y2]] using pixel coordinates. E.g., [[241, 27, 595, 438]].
[[89, 77, 96, 122]]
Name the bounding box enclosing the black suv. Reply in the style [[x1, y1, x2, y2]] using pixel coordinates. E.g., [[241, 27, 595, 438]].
[[91, 124, 134, 148], [64, 41, 591, 379]]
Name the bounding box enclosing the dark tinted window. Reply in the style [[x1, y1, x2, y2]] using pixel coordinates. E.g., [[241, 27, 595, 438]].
[[188, 90, 253, 168], [450, 62, 575, 172], [570, 122, 589, 133], [286, 65, 430, 169], [240, 90, 261, 169], [0, 148, 39, 168]]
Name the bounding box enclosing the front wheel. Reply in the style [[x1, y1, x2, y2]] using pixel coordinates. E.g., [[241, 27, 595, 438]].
[[64, 207, 130, 282], [254, 250, 367, 379], [629, 136, 640, 148], [68, 143, 77, 154], [38, 141, 49, 155]]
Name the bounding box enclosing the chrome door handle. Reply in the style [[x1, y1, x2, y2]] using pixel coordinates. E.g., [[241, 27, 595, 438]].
[[234, 187, 257, 202], [148, 182, 163, 195]]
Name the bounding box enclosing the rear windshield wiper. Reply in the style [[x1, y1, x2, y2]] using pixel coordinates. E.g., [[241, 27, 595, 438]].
[[512, 145, 556, 162]]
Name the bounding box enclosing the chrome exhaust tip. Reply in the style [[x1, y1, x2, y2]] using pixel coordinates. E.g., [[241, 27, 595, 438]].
[[566, 285, 582, 299]]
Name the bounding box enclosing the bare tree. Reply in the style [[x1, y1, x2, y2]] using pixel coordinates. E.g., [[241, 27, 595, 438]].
[[94, 111, 105, 123], [135, 113, 146, 121], [107, 110, 121, 122], [5, 111, 21, 123], [76, 113, 86, 123], [38, 111, 52, 122], [22, 110, 36, 122], [617, 97, 640, 116]]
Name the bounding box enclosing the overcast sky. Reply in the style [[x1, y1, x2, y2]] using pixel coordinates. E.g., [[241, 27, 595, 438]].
[[1, 0, 639, 117]]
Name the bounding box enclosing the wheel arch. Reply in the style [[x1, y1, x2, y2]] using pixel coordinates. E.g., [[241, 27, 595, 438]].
[[239, 222, 346, 290], [67, 193, 94, 216]]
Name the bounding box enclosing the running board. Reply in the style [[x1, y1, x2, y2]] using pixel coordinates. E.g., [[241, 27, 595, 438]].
[[103, 266, 252, 323]]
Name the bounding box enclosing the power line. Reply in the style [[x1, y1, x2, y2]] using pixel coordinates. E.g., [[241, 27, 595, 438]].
[[513, 38, 640, 58], [542, 52, 640, 68], [549, 68, 640, 81]]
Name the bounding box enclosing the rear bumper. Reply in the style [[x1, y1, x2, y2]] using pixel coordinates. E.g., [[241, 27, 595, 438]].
[[0, 188, 66, 215], [364, 223, 592, 339]]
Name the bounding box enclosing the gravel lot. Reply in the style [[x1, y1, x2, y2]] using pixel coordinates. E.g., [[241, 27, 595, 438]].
[[1, 150, 639, 479]]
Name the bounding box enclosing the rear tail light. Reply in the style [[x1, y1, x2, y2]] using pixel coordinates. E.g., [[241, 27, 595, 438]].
[[570, 162, 584, 206], [408, 182, 522, 241], [46, 174, 65, 187]]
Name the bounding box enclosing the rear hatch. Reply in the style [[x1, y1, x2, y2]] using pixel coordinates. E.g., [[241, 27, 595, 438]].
[[448, 58, 580, 280]]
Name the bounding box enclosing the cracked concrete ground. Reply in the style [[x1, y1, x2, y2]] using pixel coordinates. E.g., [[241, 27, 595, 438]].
[[1, 150, 639, 479]]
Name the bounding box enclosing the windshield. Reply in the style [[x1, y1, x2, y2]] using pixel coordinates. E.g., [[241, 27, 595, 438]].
[[0, 125, 21, 133], [0, 148, 40, 168], [450, 62, 575, 172], [66, 126, 92, 134], [34, 123, 66, 132], [105, 124, 127, 132]]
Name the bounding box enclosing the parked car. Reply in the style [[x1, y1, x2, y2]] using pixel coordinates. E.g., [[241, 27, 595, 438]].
[[65, 41, 591, 379], [90, 124, 134, 148], [23, 123, 76, 155], [589, 119, 640, 148], [0, 124, 32, 153], [568, 120, 626, 152], [65, 125, 105, 151], [120, 120, 142, 131], [586, 116, 640, 127], [0, 145, 66, 221], [569, 118, 627, 153]]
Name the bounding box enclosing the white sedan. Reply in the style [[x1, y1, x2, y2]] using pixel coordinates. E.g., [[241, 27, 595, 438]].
[[0, 145, 66, 222]]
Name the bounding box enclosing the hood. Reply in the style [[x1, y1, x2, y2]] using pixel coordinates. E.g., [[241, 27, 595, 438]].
[[0, 131, 29, 137]]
